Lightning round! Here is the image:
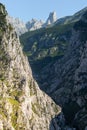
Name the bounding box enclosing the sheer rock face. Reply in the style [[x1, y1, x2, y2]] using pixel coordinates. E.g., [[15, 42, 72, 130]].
[[0, 3, 60, 130]]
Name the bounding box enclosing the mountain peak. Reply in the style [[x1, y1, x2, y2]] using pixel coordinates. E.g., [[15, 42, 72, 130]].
[[46, 11, 57, 25]]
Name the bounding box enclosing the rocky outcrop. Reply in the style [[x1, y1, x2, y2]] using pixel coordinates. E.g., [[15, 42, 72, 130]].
[[0, 3, 60, 130], [45, 12, 57, 26], [26, 18, 44, 31]]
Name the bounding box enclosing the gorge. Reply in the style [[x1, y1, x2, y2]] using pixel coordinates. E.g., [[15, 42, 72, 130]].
[[0, 2, 87, 130]]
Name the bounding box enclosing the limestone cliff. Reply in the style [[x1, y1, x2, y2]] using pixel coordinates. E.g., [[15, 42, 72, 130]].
[[0, 3, 60, 130]]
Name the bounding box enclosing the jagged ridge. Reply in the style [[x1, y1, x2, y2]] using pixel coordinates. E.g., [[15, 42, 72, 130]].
[[7, 11, 57, 35]]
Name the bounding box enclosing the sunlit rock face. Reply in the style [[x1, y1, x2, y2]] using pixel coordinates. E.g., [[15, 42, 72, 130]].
[[7, 16, 28, 36], [26, 18, 44, 31], [0, 3, 60, 130]]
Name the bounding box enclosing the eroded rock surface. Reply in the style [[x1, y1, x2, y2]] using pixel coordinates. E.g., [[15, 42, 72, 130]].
[[0, 3, 60, 130]]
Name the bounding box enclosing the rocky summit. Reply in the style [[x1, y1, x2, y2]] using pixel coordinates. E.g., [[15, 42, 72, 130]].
[[0, 3, 60, 130], [26, 18, 44, 31], [45, 11, 57, 26]]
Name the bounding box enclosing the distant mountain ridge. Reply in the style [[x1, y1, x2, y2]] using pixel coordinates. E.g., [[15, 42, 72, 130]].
[[7, 11, 58, 35], [8, 7, 87, 36], [26, 18, 44, 31], [55, 7, 87, 25]]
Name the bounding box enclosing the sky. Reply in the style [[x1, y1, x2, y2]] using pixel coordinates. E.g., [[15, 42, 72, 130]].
[[0, 0, 87, 23]]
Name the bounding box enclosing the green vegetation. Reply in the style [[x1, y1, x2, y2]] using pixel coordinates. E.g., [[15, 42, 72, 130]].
[[8, 98, 19, 106], [0, 4, 7, 38], [11, 112, 18, 129], [9, 90, 24, 100], [8, 98, 20, 129], [32, 103, 40, 116], [30, 55, 62, 74], [0, 108, 6, 119], [8, 23, 13, 31], [0, 74, 5, 81], [32, 102, 46, 116], [20, 23, 73, 75], [29, 81, 37, 96], [0, 45, 9, 81]]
